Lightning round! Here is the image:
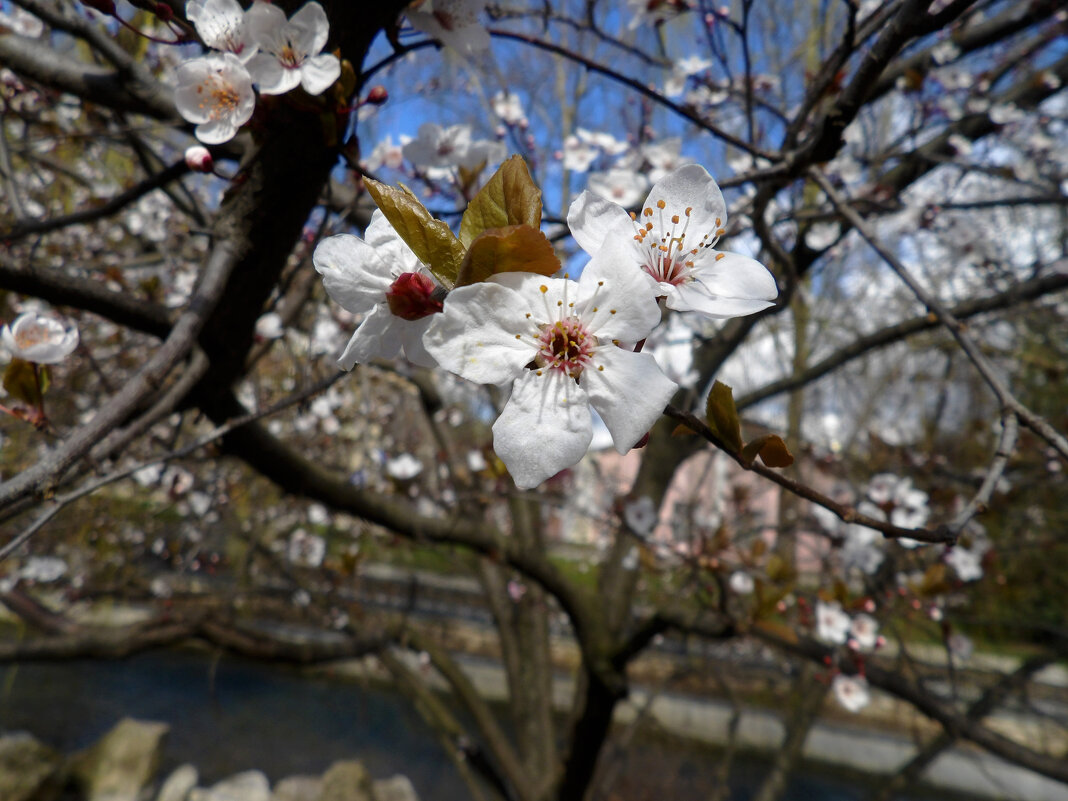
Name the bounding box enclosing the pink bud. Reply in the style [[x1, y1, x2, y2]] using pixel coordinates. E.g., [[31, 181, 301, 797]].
[[155, 2, 173, 21], [386, 272, 442, 321], [184, 145, 214, 173], [365, 85, 389, 105]]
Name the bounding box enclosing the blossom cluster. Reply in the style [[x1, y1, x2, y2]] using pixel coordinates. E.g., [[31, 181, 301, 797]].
[[314, 160, 778, 489], [175, 0, 341, 144]]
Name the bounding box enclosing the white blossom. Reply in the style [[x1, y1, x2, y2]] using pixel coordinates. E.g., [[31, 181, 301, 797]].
[[832, 674, 870, 713], [246, 1, 340, 96], [313, 210, 443, 368], [174, 53, 255, 144], [569, 164, 778, 318], [288, 528, 326, 567], [19, 556, 68, 583], [729, 570, 755, 595], [386, 453, 424, 480], [491, 91, 525, 125], [424, 242, 677, 489], [585, 168, 650, 209], [2, 311, 79, 364], [624, 496, 659, 536], [186, 0, 257, 62], [815, 600, 851, 645], [561, 134, 600, 173], [407, 0, 491, 57], [849, 613, 879, 651]]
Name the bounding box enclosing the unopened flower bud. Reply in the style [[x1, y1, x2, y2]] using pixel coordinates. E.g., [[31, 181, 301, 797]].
[[184, 145, 214, 173], [386, 272, 442, 321], [155, 2, 174, 21], [364, 85, 389, 105]]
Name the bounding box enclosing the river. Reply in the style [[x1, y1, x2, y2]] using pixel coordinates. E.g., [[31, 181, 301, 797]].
[[0, 649, 958, 801]]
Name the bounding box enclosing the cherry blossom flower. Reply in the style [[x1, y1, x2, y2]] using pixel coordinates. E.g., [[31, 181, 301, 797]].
[[2, 311, 79, 364], [832, 674, 870, 713], [569, 164, 777, 318], [729, 570, 755, 595], [586, 168, 650, 209], [865, 473, 930, 546], [849, 613, 879, 651], [245, 1, 340, 96], [312, 210, 443, 368], [663, 55, 711, 97], [404, 122, 470, 165], [578, 128, 629, 157], [561, 134, 600, 173], [423, 239, 677, 489], [19, 556, 68, 583], [641, 137, 693, 183], [362, 134, 409, 172], [287, 528, 326, 567], [406, 0, 491, 57], [386, 453, 424, 480], [624, 496, 659, 536], [174, 53, 255, 144], [491, 91, 526, 125], [815, 599, 851, 645], [945, 544, 984, 582], [186, 0, 257, 62]]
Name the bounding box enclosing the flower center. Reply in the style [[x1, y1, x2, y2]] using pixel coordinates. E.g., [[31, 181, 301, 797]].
[[279, 42, 303, 69], [14, 321, 49, 348], [386, 272, 443, 321], [535, 318, 593, 379], [631, 199, 726, 287], [197, 75, 241, 119]]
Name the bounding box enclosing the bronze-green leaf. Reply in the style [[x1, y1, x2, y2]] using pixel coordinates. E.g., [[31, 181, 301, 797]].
[[740, 433, 795, 468], [704, 380, 743, 454], [459, 155, 542, 248], [3, 358, 43, 408], [456, 224, 561, 287], [363, 177, 465, 289]]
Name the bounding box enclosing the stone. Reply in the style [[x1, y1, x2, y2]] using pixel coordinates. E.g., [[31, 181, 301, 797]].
[[0, 731, 64, 801], [156, 764, 198, 801], [189, 770, 270, 801], [372, 776, 419, 801], [69, 718, 169, 801], [270, 775, 322, 801], [319, 761, 374, 801]]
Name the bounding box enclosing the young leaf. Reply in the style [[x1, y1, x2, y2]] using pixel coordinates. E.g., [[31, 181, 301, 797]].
[[363, 178, 465, 289], [704, 380, 743, 453], [3, 358, 44, 408], [740, 433, 795, 468], [456, 224, 561, 287], [459, 155, 542, 248]]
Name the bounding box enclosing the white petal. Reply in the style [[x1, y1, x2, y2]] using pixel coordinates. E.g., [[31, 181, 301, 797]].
[[300, 53, 340, 95], [493, 370, 592, 489], [685, 250, 778, 317], [566, 190, 634, 255], [582, 347, 676, 452], [422, 281, 537, 384], [245, 1, 287, 49], [337, 306, 400, 369], [399, 317, 438, 368], [289, 1, 330, 56], [313, 234, 393, 314], [579, 236, 663, 340], [643, 163, 726, 236], [195, 118, 238, 145], [246, 53, 287, 94]]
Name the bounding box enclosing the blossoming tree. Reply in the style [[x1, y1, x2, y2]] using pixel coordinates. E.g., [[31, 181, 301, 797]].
[[0, 1, 1066, 800]]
